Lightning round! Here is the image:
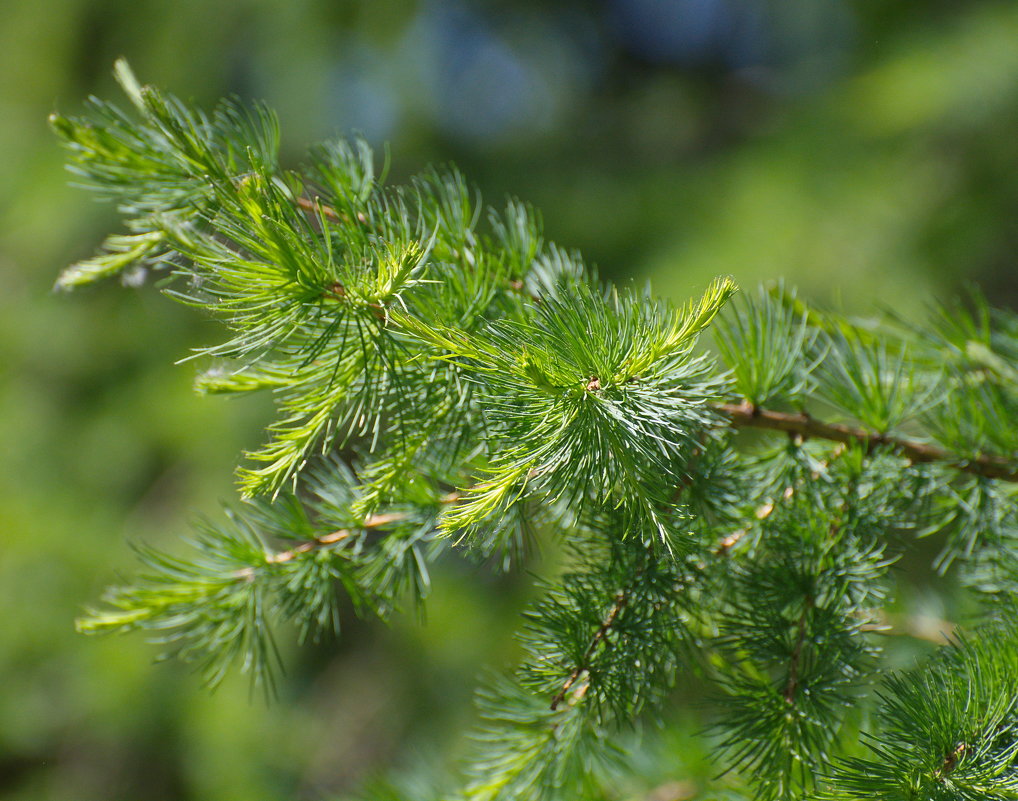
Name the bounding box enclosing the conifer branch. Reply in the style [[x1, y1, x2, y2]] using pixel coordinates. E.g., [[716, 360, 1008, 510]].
[[783, 595, 814, 705], [255, 512, 393, 569], [550, 588, 629, 711], [716, 401, 1018, 482], [237, 492, 462, 576], [54, 63, 1018, 801], [295, 195, 364, 225]]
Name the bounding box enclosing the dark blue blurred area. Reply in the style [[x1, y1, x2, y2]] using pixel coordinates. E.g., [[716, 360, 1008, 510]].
[[611, 0, 766, 68], [609, 0, 856, 86], [301, 1, 856, 145], [314, 1, 599, 145]]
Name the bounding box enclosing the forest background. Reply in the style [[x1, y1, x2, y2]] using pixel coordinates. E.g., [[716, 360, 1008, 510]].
[[2, 1, 1018, 799]]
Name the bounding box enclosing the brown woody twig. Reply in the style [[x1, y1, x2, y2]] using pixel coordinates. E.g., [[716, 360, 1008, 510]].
[[715, 401, 1018, 483]]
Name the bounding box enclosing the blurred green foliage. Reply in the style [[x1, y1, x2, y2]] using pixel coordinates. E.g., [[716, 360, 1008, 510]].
[[2, 1, 1017, 798]]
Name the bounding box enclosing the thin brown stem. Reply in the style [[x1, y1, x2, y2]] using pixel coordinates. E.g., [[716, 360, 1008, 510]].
[[296, 195, 339, 221], [295, 195, 366, 226], [936, 742, 968, 777], [234, 492, 461, 579], [784, 596, 813, 705], [551, 589, 628, 711], [715, 401, 1018, 483], [265, 511, 406, 565]]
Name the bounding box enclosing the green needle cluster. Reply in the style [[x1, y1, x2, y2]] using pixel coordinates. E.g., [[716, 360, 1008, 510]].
[[55, 62, 1018, 800]]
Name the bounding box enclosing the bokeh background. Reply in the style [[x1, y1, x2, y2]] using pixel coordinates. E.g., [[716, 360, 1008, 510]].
[[2, 1, 1018, 799]]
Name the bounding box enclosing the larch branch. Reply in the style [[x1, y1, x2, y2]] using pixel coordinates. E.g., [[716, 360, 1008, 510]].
[[715, 401, 1018, 483], [551, 588, 629, 711], [784, 597, 813, 705], [234, 492, 461, 579]]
